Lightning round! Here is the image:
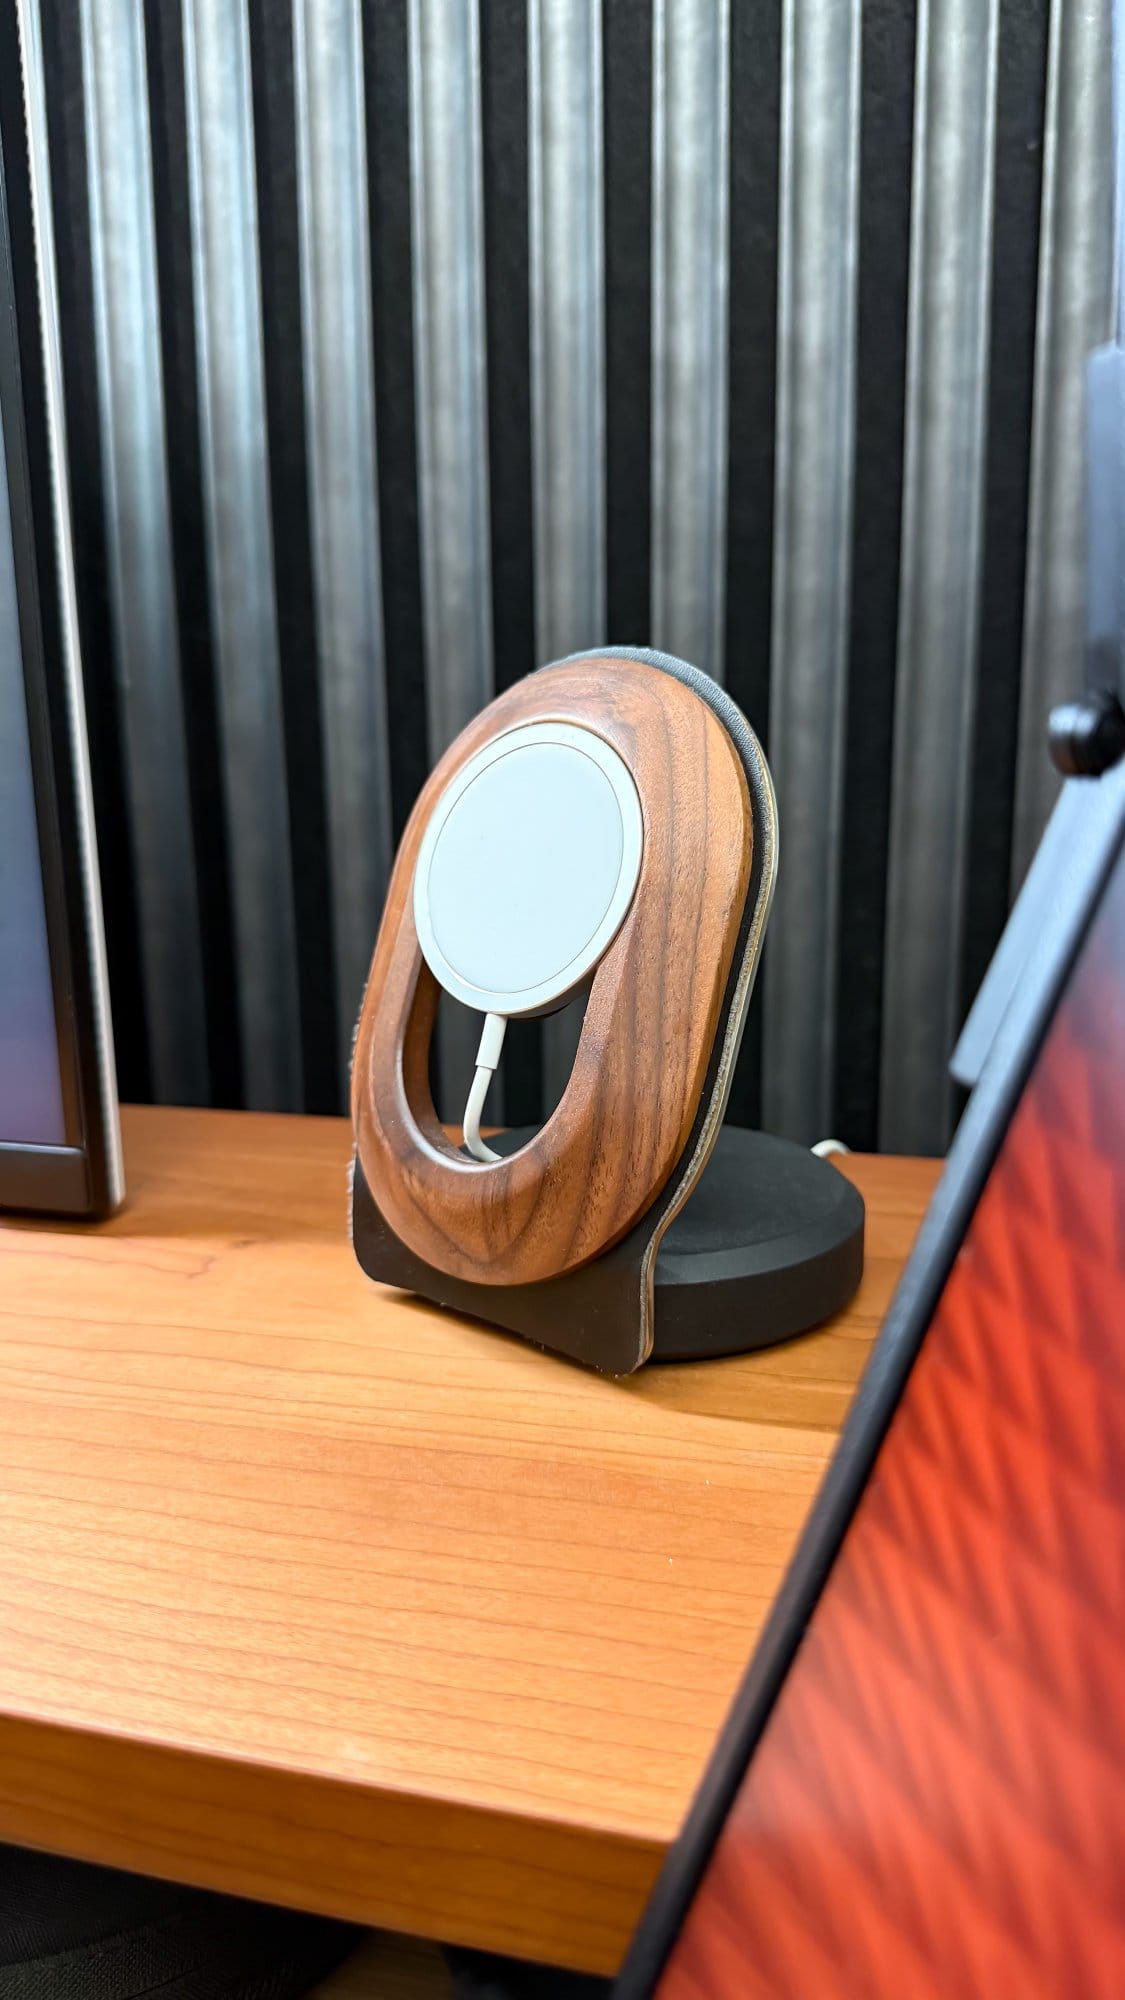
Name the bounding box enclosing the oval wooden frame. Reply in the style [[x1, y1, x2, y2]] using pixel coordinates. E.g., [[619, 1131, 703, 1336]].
[[351, 657, 752, 1287]]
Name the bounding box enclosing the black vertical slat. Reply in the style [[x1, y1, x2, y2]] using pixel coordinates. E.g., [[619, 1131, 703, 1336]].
[[479, 0, 540, 1125], [362, 0, 428, 842], [362, 0, 442, 1110], [960, 0, 1051, 1019], [832, 0, 918, 1151], [35, 0, 152, 1102], [723, 0, 781, 1131], [724, 4, 780, 742], [602, 3, 653, 1136], [144, 0, 243, 1108], [480, 0, 534, 699], [247, 0, 340, 1112], [604, 0, 652, 645]]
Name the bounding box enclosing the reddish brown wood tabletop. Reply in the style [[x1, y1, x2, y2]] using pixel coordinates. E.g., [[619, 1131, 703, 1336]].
[[0, 1107, 938, 1976]]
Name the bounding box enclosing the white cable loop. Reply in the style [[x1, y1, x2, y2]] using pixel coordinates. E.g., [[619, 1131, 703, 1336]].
[[462, 1012, 507, 1162]]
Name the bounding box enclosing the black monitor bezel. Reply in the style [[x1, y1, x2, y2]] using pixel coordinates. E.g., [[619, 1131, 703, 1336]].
[[615, 770, 1125, 1997], [0, 60, 118, 1217]]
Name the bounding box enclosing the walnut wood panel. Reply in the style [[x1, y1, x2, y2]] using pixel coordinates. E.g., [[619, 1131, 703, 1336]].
[[0, 1106, 938, 1974], [352, 658, 752, 1286]]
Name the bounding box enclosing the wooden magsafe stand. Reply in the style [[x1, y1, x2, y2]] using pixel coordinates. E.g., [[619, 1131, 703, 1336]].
[[351, 649, 864, 1375]]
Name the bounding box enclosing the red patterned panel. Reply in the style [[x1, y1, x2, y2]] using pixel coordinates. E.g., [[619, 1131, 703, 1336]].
[[660, 850, 1125, 1999]]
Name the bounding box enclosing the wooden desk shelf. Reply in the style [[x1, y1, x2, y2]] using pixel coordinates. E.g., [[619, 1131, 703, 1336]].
[[0, 1107, 937, 1976]]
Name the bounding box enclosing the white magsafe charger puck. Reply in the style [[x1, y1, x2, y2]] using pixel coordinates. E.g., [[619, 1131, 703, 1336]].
[[413, 721, 643, 1018]]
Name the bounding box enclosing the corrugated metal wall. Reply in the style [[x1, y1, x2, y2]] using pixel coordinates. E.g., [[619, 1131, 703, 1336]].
[[19, 0, 1114, 1152]]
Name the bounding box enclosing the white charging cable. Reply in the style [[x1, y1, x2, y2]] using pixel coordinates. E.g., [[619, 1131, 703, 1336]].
[[462, 1011, 508, 1162]]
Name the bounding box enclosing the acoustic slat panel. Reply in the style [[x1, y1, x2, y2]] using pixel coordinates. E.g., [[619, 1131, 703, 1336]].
[[78, 0, 207, 1104], [1012, 0, 1114, 892], [881, 0, 1001, 1155], [650, 0, 729, 684], [17, 0, 1110, 1151], [529, 0, 606, 1108], [294, 0, 391, 1076], [762, 0, 861, 1145], [408, 0, 495, 1116], [181, 0, 301, 1108]]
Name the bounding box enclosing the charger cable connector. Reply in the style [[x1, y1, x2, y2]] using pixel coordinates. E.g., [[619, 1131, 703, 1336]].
[[462, 1011, 507, 1163]]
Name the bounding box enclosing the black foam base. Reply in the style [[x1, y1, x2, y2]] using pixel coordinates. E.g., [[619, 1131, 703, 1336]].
[[644, 1126, 865, 1360], [353, 1127, 864, 1373]]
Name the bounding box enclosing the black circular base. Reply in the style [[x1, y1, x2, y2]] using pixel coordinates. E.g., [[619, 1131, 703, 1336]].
[[649, 1126, 865, 1360], [353, 1126, 864, 1373], [491, 1124, 865, 1363]]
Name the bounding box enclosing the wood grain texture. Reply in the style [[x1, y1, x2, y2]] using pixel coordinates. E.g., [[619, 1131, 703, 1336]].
[[0, 1107, 937, 1975], [352, 658, 752, 1285]]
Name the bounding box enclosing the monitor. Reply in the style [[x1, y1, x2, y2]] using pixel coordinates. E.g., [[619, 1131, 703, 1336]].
[[619, 764, 1125, 1998], [0, 23, 121, 1216]]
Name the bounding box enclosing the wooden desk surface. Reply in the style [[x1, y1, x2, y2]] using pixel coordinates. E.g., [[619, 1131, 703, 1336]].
[[0, 1108, 938, 1976]]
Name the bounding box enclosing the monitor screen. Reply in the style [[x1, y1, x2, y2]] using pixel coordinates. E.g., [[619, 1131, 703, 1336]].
[[657, 837, 1125, 1999], [0, 386, 67, 1148]]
